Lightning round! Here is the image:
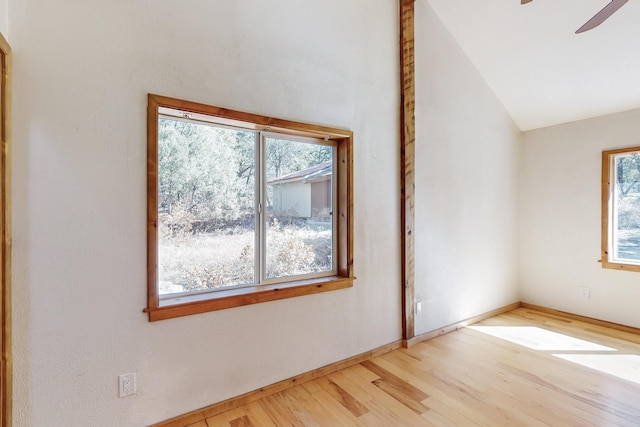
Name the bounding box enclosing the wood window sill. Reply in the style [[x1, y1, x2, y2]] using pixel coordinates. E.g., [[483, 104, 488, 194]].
[[144, 276, 354, 321]]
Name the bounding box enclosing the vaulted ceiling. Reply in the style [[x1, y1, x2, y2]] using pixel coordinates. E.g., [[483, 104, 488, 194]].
[[427, 0, 640, 130]]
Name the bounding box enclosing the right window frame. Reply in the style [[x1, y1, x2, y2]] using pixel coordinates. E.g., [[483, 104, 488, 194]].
[[602, 145, 640, 272]]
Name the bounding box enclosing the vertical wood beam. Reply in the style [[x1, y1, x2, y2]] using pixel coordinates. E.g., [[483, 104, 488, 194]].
[[0, 32, 11, 427], [400, 0, 416, 341]]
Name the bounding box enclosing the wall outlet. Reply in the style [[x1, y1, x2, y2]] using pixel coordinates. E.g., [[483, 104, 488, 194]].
[[578, 286, 590, 299], [119, 372, 136, 397], [415, 295, 422, 315]]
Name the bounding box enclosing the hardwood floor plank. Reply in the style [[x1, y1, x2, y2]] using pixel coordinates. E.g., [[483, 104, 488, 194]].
[[420, 396, 482, 427], [358, 409, 403, 427], [361, 398, 437, 427], [406, 344, 598, 427], [240, 401, 278, 427], [452, 312, 640, 425], [204, 407, 259, 427], [284, 385, 344, 426], [306, 388, 368, 427], [259, 389, 322, 427], [337, 366, 435, 426], [173, 308, 640, 426], [510, 308, 640, 348], [464, 315, 640, 403], [361, 360, 429, 401], [360, 360, 429, 415], [312, 376, 369, 417], [324, 370, 376, 404], [257, 394, 303, 427], [370, 378, 429, 415], [228, 415, 253, 427], [447, 333, 631, 422], [377, 351, 537, 426], [402, 326, 640, 426], [202, 411, 230, 426], [345, 362, 382, 383]]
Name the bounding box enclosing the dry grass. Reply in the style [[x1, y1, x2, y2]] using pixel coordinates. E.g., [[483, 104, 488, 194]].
[[159, 222, 332, 294]]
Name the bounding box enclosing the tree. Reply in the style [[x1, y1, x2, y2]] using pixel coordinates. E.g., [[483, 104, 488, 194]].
[[617, 153, 640, 197], [158, 119, 334, 233], [265, 137, 333, 179], [158, 119, 252, 229]]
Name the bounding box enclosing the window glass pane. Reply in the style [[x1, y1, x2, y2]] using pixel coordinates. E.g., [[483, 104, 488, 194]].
[[612, 152, 640, 263], [157, 118, 256, 295], [265, 137, 334, 279]]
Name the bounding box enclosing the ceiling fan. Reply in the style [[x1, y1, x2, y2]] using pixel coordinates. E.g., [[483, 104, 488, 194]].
[[521, 0, 629, 33]]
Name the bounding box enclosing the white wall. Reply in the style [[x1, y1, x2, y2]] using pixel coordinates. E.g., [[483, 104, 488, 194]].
[[10, 1, 401, 425], [521, 108, 640, 328], [414, 1, 522, 334], [0, 0, 7, 38]]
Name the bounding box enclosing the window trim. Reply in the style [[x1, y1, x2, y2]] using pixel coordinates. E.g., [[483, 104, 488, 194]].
[[601, 145, 640, 272], [145, 94, 354, 321]]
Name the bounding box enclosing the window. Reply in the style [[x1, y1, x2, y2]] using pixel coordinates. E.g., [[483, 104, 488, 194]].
[[602, 146, 640, 272], [145, 95, 354, 321]]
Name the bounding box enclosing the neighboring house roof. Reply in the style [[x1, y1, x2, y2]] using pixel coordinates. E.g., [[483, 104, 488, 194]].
[[268, 161, 332, 185]]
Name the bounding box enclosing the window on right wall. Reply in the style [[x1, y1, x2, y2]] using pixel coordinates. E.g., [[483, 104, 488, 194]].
[[602, 146, 640, 272]]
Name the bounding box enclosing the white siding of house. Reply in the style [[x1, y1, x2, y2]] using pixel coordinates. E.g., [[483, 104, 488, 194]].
[[272, 181, 311, 218]]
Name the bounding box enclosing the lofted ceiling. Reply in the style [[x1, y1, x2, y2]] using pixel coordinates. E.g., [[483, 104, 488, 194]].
[[426, 0, 640, 131]]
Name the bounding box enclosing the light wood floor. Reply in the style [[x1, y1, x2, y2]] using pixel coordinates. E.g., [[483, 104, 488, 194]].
[[186, 308, 640, 426]]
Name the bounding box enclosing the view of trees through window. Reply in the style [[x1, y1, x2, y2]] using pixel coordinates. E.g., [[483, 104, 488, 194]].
[[612, 151, 640, 263], [157, 118, 335, 295]]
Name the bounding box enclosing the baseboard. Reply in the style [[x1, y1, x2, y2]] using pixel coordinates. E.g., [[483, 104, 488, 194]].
[[520, 302, 640, 336], [151, 340, 403, 427], [402, 301, 522, 348]]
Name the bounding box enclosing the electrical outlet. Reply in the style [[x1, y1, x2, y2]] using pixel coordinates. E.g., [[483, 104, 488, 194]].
[[119, 373, 136, 397], [579, 286, 590, 299], [415, 295, 422, 315]]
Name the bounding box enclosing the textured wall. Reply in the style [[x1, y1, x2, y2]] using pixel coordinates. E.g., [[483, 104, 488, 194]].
[[414, 1, 522, 334], [10, 1, 401, 425], [0, 0, 6, 38], [521, 108, 640, 328]]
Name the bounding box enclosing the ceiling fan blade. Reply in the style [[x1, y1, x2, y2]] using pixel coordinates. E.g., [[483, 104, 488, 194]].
[[576, 0, 628, 33], [521, 0, 533, 4]]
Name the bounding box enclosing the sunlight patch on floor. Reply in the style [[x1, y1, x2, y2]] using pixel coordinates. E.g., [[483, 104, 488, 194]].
[[469, 326, 616, 352], [553, 354, 640, 385]]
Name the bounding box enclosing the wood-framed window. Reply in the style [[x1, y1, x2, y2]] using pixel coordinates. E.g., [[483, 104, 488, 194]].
[[602, 146, 640, 272], [145, 95, 354, 321]]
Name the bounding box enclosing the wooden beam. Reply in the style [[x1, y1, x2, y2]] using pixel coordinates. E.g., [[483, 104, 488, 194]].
[[0, 32, 11, 427], [400, 0, 416, 341]]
